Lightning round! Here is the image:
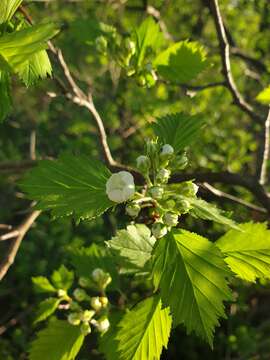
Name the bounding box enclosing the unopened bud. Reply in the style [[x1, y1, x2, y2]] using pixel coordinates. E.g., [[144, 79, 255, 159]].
[[100, 296, 109, 308], [96, 318, 110, 333], [164, 212, 178, 227], [126, 202, 141, 217], [171, 153, 188, 170], [82, 310, 95, 322], [73, 288, 88, 302], [92, 268, 112, 289], [149, 186, 164, 199], [177, 199, 192, 213], [160, 144, 174, 161], [78, 277, 91, 288], [92, 268, 105, 282], [136, 155, 150, 173], [95, 36, 107, 53], [68, 312, 81, 326], [152, 223, 167, 238], [124, 38, 136, 56], [91, 297, 102, 311], [80, 322, 91, 335], [57, 289, 67, 298], [156, 168, 171, 184]]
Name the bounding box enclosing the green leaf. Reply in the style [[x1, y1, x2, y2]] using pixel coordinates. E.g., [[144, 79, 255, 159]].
[[20, 153, 114, 221], [0, 70, 12, 122], [17, 50, 52, 87], [69, 243, 119, 289], [152, 112, 205, 152], [256, 86, 270, 104], [188, 197, 240, 230], [152, 229, 232, 346], [34, 298, 60, 324], [216, 223, 270, 282], [154, 40, 208, 83], [107, 224, 156, 274], [134, 17, 164, 68], [51, 265, 74, 291], [0, 0, 22, 24], [101, 295, 172, 360], [0, 22, 58, 71], [29, 319, 84, 360], [32, 276, 57, 294]]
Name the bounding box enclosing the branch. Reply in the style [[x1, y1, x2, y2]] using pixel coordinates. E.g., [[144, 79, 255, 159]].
[[0, 210, 41, 281], [0, 159, 37, 174], [259, 107, 270, 185], [206, 0, 263, 124]]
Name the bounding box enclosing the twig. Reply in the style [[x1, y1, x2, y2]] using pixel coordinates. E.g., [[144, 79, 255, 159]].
[[29, 130, 37, 160], [207, 0, 263, 124], [259, 107, 270, 185], [202, 182, 267, 213], [0, 210, 41, 281]]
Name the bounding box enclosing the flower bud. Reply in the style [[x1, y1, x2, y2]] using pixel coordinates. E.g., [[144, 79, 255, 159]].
[[78, 277, 91, 288], [126, 202, 141, 217], [100, 296, 109, 308], [171, 153, 188, 170], [136, 74, 146, 87], [96, 318, 110, 333], [160, 144, 174, 162], [80, 322, 91, 335], [92, 269, 112, 289], [91, 297, 102, 311], [177, 199, 192, 214], [136, 155, 150, 173], [178, 182, 198, 197], [152, 223, 167, 238], [149, 186, 164, 199], [57, 289, 67, 298], [124, 38, 136, 56], [70, 301, 81, 312], [68, 312, 81, 326], [146, 140, 159, 158], [106, 171, 135, 203], [95, 36, 107, 53], [164, 212, 178, 227], [82, 310, 95, 322], [73, 288, 88, 302], [156, 168, 171, 184], [189, 183, 199, 196], [92, 268, 105, 282]]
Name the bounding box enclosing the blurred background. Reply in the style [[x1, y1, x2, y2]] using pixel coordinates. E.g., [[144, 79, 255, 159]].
[[0, 0, 270, 359]]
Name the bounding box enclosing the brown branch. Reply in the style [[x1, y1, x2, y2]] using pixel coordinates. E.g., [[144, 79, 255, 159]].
[[259, 107, 270, 185], [0, 160, 37, 173], [0, 210, 41, 281], [206, 0, 263, 124]]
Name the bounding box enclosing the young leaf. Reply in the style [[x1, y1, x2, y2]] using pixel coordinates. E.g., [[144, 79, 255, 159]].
[[154, 40, 208, 83], [34, 298, 60, 324], [152, 229, 232, 347], [69, 243, 119, 289], [51, 265, 74, 291], [101, 295, 172, 360], [29, 319, 84, 360], [188, 197, 239, 230], [256, 86, 270, 104], [0, 0, 22, 24], [20, 154, 114, 221], [134, 17, 164, 68], [152, 113, 205, 152], [17, 50, 52, 87], [216, 223, 270, 282], [107, 224, 156, 274], [0, 70, 12, 122], [32, 276, 57, 294], [0, 22, 58, 70]]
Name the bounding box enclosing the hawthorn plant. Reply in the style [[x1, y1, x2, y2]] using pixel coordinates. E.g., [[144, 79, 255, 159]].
[[1, 1, 270, 360]]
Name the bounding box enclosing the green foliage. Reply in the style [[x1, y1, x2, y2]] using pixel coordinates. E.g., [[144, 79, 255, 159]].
[[34, 298, 61, 324], [152, 112, 205, 153], [32, 276, 57, 294], [29, 320, 85, 360], [152, 229, 232, 347], [107, 224, 156, 274], [154, 40, 208, 83], [188, 197, 240, 230], [216, 223, 270, 282], [51, 265, 74, 291], [0, 0, 22, 24], [20, 154, 114, 221], [101, 295, 172, 360], [0, 70, 12, 121], [256, 86, 270, 104]]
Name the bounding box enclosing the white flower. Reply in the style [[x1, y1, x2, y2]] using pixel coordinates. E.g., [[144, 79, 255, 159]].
[[106, 171, 135, 203], [164, 212, 178, 227], [96, 318, 110, 333], [161, 144, 174, 156]]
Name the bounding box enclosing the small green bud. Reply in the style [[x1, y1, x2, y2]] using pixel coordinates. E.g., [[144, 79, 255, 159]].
[[156, 168, 171, 184], [70, 301, 81, 311], [160, 144, 174, 161], [57, 289, 67, 298], [144, 71, 156, 88], [92, 268, 112, 289], [136, 74, 146, 87], [178, 182, 198, 197], [171, 153, 188, 170], [73, 288, 88, 302], [82, 310, 95, 322], [177, 199, 192, 213], [80, 322, 91, 335], [149, 186, 164, 199], [126, 67, 136, 77], [124, 38, 136, 56], [78, 277, 91, 288], [152, 222, 167, 238], [90, 297, 102, 311], [68, 312, 81, 326], [100, 296, 109, 308], [126, 202, 141, 217], [92, 268, 105, 282], [164, 212, 178, 227], [136, 155, 150, 173], [95, 36, 108, 53], [96, 318, 110, 333]]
